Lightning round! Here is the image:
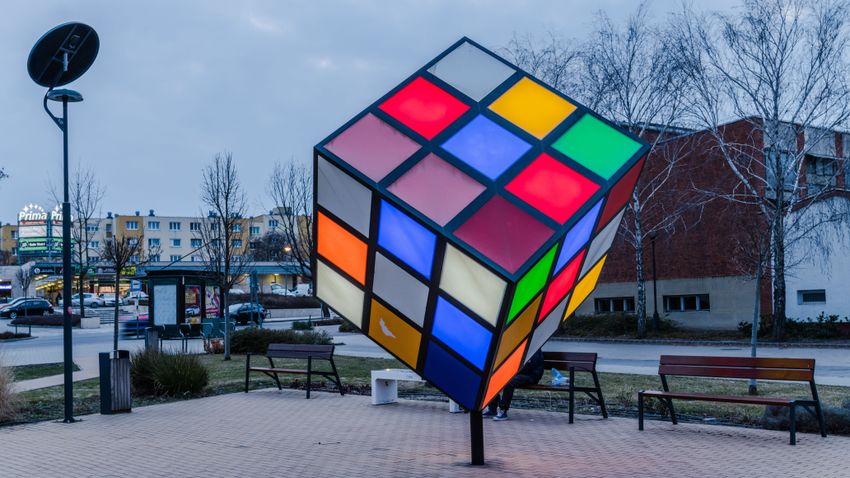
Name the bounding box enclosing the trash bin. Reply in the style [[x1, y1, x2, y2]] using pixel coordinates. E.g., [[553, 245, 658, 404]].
[[145, 326, 159, 352], [99, 350, 132, 414]]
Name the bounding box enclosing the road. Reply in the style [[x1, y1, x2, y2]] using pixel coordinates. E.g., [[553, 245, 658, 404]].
[[3, 320, 849, 386]]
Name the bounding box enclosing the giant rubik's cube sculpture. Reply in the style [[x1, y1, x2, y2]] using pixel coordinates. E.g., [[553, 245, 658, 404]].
[[313, 38, 647, 411]]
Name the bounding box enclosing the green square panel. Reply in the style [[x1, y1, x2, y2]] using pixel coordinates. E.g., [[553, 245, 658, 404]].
[[506, 246, 556, 322], [552, 114, 641, 180]]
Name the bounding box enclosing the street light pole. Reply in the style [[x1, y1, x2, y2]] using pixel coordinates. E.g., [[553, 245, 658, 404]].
[[651, 234, 660, 331]]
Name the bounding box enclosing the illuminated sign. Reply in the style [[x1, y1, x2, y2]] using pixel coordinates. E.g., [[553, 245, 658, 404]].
[[16, 204, 63, 256], [313, 38, 648, 411]]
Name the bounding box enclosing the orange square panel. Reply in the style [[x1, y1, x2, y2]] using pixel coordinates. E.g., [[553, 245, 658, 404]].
[[317, 212, 368, 285]]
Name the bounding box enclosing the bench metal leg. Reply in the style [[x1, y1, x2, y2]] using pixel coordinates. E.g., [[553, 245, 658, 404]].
[[306, 357, 312, 399], [789, 403, 797, 445], [638, 391, 644, 430], [268, 357, 282, 390], [569, 368, 575, 424], [330, 357, 344, 396], [816, 401, 827, 438], [244, 353, 251, 393], [668, 399, 678, 425], [592, 371, 608, 419]]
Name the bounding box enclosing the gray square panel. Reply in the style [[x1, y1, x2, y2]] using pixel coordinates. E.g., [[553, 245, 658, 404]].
[[580, 208, 625, 277], [526, 295, 568, 363], [373, 253, 429, 328], [317, 155, 372, 236], [427, 41, 515, 102]]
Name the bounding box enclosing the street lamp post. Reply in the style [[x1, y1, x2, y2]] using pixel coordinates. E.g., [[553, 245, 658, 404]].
[[28, 22, 99, 424], [651, 234, 660, 331]]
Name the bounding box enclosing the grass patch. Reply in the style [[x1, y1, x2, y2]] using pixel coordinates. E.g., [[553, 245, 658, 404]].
[[11, 362, 80, 382], [8, 354, 850, 435]]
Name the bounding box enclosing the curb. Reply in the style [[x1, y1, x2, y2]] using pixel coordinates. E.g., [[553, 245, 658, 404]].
[[549, 336, 850, 349], [0, 335, 37, 343]]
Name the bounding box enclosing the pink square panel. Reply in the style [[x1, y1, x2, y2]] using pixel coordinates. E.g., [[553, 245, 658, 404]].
[[323, 113, 421, 182], [388, 153, 486, 227], [454, 195, 555, 274]]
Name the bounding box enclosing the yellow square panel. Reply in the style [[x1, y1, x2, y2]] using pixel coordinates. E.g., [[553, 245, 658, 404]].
[[368, 299, 422, 368], [565, 255, 606, 318], [488, 77, 577, 139]]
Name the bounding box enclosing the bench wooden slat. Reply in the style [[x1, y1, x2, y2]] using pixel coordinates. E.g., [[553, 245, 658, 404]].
[[245, 343, 344, 399], [660, 355, 815, 370], [249, 367, 312, 375], [542, 351, 598, 372], [641, 390, 796, 406], [659, 364, 814, 381]]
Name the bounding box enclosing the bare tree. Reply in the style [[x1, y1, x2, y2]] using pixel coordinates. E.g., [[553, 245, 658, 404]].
[[100, 234, 143, 352], [15, 265, 34, 299], [673, 0, 850, 339], [52, 167, 105, 318], [505, 4, 694, 337], [199, 152, 249, 360], [268, 160, 313, 279]]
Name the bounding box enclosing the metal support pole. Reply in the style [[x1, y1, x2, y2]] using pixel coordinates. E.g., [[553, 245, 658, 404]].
[[61, 97, 75, 423], [470, 409, 484, 465], [651, 236, 660, 331]]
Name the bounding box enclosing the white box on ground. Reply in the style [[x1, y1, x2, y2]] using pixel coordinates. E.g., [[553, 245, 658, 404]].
[[370, 368, 461, 412], [80, 317, 100, 329]]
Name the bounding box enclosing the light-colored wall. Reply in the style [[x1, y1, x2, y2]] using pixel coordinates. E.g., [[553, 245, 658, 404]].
[[577, 275, 757, 330], [785, 197, 850, 320]]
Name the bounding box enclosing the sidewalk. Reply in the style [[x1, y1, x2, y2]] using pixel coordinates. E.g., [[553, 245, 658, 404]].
[[0, 390, 845, 477], [11, 356, 100, 393]]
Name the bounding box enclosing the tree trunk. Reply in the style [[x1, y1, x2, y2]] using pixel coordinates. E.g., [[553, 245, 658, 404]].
[[78, 271, 86, 319], [113, 271, 121, 352], [222, 290, 231, 360], [748, 255, 763, 395], [771, 213, 787, 340], [634, 205, 647, 338]]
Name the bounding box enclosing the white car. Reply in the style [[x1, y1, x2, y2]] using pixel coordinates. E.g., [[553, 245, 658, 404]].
[[71, 293, 105, 307], [229, 288, 247, 295], [270, 283, 288, 296], [122, 291, 149, 305], [99, 294, 119, 307]]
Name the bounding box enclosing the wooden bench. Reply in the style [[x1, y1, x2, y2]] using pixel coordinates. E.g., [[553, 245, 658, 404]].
[[518, 351, 608, 424], [245, 344, 344, 399], [638, 355, 827, 445]]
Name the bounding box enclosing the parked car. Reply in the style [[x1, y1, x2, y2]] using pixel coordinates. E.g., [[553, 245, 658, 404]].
[[0, 297, 29, 311], [289, 283, 312, 297], [0, 299, 54, 319], [122, 291, 149, 305], [270, 283, 287, 295], [229, 288, 247, 295], [227, 302, 267, 325], [71, 293, 105, 308], [99, 294, 119, 307]]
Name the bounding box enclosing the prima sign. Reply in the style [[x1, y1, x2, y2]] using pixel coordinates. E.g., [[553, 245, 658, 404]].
[[17, 204, 61, 223]]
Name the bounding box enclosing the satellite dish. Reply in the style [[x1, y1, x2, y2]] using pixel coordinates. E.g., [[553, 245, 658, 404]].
[[27, 22, 99, 88]]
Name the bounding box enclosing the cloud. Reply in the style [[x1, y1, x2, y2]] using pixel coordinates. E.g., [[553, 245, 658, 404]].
[[246, 12, 286, 35]]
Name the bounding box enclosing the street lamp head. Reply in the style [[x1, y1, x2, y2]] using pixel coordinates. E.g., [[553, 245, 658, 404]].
[[47, 89, 84, 103]]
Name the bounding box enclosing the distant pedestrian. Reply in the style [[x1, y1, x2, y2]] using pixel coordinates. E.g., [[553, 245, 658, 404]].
[[56, 292, 62, 304], [483, 349, 546, 421]]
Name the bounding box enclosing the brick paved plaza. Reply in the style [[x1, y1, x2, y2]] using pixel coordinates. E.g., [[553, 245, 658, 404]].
[[1, 389, 846, 477]]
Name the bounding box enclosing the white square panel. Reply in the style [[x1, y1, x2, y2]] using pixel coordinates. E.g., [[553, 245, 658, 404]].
[[372, 253, 429, 327], [427, 41, 515, 102], [580, 208, 625, 277], [439, 244, 506, 326], [317, 155, 372, 236], [315, 260, 364, 327], [526, 295, 568, 362]]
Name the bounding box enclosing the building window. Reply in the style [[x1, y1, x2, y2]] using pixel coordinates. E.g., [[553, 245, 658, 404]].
[[798, 289, 826, 304], [11, 247, 17, 256], [89, 256, 99, 263], [149, 254, 160, 262], [250, 226, 260, 236], [232, 223, 241, 232], [86, 224, 98, 233], [148, 238, 160, 247], [191, 255, 200, 262], [130, 255, 139, 264], [88, 240, 99, 249], [806, 156, 837, 195], [190, 222, 201, 231], [594, 297, 636, 314], [126, 221, 139, 230], [169, 221, 181, 231], [232, 239, 242, 248], [105, 224, 112, 233], [170, 255, 181, 262], [664, 294, 710, 312], [128, 238, 139, 246], [147, 221, 160, 230], [268, 219, 279, 228], [232, 255, 242, 262], [210, 223, 219, 231], [191, 238, 202, 248], [171, 238, 181, 247]]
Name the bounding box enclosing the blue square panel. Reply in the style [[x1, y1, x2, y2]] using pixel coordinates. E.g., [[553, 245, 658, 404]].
[[423, 341, 481, 410], [554, 200, 601, 272], [432, 297, 492, 370], [377, 200, 437, 279], [441, 115, 532, 180]]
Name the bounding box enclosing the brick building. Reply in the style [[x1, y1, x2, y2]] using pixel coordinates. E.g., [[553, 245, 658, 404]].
[[577, 119, 850, 330]]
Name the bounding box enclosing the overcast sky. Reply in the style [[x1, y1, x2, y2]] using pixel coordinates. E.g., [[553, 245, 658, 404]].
[[0, 0, 739, 222]]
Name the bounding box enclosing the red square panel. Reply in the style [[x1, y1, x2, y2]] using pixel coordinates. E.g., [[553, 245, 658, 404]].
[[454, 195, 555, 274], [596, 157, 645, 232], [505, 153, 600, 224], [539, 249, 585, 320], [379, 77, 470, 140]]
